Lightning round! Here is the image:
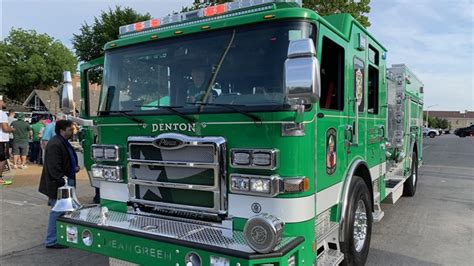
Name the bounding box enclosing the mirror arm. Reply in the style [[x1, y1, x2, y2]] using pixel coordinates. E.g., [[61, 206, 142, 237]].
[[294, 100, 306, 124]]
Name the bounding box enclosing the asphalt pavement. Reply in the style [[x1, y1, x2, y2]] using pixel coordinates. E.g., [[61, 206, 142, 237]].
[[367, 134, 474, 265], [0, 134, 472, 265]]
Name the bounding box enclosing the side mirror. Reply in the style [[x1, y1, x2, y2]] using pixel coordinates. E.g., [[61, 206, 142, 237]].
[[284, 39, 320, 104], [61, 71, 74, 114]]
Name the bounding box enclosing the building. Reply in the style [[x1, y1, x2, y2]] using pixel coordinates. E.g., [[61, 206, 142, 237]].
[[22, 74, 83, 115], [424, 110, 474, 130]]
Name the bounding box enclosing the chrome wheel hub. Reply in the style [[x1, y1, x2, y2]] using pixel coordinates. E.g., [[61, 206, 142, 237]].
[[412, 169, 417, 186], [353, 199, 368, 252]]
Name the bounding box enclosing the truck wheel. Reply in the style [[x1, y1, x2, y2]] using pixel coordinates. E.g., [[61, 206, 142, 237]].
[[460, 132, 466, 138], [429, 132, 436, 138], [403, 152, 418, 197], [341, 176, 372, 266]]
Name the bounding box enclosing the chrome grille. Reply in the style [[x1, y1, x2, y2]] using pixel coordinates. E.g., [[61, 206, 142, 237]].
[[127, 133, 227, 216]]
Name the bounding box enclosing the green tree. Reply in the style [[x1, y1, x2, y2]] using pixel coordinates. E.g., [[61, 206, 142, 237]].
[[183, 0, 371, 27], [305, 0, 371, 27], [72, 6, 151, 62], [439, 118, 449, 129], [0, 28, 77, 100]]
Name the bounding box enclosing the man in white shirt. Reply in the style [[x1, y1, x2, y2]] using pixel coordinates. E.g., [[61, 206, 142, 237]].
[[0, 96, 15, 185]]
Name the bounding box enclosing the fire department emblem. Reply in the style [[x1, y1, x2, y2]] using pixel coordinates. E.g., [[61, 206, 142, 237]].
[[326, 129, 337, 175]]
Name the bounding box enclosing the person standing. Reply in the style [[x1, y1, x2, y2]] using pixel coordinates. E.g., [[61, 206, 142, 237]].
[[30, 118, 45, 164], [39, 120, 79, 249], [41, 114, 64, 151], [7, 110, 16, 155], [0, 97, 15, 185], [11, 113, 32, 169]]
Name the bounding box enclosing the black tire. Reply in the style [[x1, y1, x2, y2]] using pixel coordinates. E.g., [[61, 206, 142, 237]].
[[459, 132, 466, 138], [429, 132, 436, 138], [403, 152, 418, 197], [340, 176, 372, 266]]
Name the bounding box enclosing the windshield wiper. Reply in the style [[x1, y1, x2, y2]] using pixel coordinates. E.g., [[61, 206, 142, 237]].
[[200, 30, 236, 108], [99, 110, 144, 124], [188, 102, 261, 123], [136, 105, 196, 123]]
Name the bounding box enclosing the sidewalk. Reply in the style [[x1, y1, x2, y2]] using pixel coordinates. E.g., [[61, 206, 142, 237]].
[[0, 164, 107, 265]]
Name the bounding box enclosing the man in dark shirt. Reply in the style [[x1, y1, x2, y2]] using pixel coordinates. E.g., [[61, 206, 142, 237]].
[[38, 120, 78, 249]]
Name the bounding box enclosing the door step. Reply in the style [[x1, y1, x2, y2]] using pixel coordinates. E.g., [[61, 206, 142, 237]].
[[316, 221, 339, 245], [317, 249, 344, 266], [315, 210, 344, 265], [373, 192, 384, 222], [384, 178, 404, 204]]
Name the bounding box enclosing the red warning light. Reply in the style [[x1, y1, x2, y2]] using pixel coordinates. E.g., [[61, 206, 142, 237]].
[[150, 19, 160, 28], [134, 22, 144, 32], [204, 4, 228, 17]]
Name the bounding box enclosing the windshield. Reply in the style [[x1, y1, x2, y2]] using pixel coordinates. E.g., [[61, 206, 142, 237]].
[[100, 21, 315, 114]]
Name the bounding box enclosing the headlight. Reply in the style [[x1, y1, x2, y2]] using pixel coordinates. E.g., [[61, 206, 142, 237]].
[[244, 214, 284, 254], [230, 174, 279, 196], [231, 149, 278, 170], [230, 174, 309, 197], [250, 178, 271, 194], [91, 164, 123, 182], [92, 145, 120, 161], [231, 175, 250, 192]]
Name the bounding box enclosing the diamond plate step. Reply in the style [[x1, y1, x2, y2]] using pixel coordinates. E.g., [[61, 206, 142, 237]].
[[316, 222, 339, 245], [60, 207, 300, 255], [317, 249, 344, 266]]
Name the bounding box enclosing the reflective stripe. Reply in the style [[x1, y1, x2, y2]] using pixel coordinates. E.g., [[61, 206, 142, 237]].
[[315, 162, 386, 216], [369, 162, 387, 181], [316, 183, 343, 215], [228, 194, 315, 223], [100, 181, 129, 202]]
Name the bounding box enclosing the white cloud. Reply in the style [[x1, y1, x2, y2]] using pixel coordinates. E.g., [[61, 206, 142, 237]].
[[370, 0, 474, 111]]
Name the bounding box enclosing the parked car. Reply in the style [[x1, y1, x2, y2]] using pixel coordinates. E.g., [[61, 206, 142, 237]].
[[454, 125, 474, 137], [423, 127, 439, 138]]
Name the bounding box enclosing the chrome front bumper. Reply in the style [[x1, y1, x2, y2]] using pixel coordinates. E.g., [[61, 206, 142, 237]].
[[59, 206, 303, 259]]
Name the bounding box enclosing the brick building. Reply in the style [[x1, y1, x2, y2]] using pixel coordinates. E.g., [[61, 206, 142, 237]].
[[424, 111, 474, 130]]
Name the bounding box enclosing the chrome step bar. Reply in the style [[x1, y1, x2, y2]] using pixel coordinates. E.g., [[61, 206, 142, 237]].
[[372, 192, 384, 222], [316, 210, 344, 265]]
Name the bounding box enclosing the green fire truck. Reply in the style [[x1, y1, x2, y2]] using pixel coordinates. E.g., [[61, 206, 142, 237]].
[[57, 0, 424, 265]]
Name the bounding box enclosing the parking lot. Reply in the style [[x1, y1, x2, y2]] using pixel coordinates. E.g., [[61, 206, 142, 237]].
[[0, 134, 473, 265]]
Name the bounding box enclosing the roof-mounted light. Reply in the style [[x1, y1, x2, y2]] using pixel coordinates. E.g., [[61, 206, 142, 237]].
[[118, 0, 302, 38]]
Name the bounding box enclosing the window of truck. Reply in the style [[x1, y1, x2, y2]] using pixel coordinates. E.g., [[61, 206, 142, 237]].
[[99, 21, 316, 115]]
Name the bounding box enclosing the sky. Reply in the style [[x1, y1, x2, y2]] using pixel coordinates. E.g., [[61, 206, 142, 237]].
[[1, 0, 473, 111]]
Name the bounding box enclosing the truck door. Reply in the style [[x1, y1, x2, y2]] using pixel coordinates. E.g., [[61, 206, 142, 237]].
[[79, 57, 104, 187], [366, 45, 386, 189], [315, 29, 347, 211]]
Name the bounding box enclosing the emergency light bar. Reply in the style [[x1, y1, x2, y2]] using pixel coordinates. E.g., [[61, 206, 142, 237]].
[[119, 0, 302, 37]]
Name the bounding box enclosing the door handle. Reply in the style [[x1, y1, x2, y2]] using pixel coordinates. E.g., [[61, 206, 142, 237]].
[[379, 125, 385, 139], [345, 125, 354, 147]]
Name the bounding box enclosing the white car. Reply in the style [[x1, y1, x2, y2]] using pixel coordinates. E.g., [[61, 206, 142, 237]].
[[423, 127, 439, 138]]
